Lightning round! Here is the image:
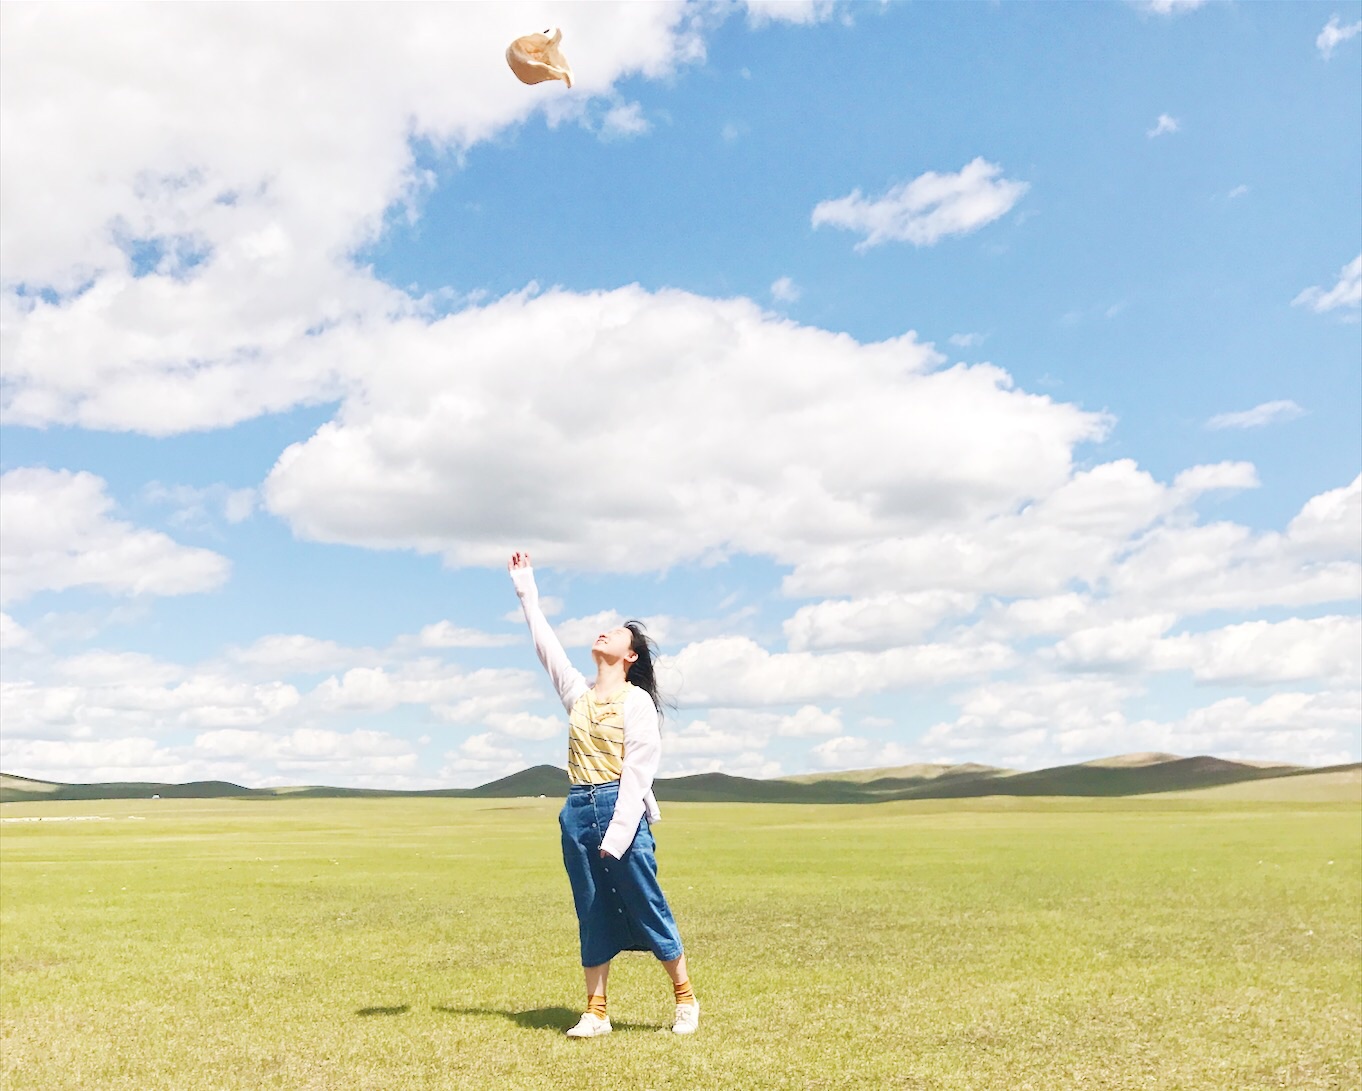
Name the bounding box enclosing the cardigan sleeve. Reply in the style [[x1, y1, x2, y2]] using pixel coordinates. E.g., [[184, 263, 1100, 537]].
[[600, 686, 662, 859], [511, 566, 587, 712]]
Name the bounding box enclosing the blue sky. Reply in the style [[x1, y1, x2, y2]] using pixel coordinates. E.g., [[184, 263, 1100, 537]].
[[2, 1, 1359, 788]]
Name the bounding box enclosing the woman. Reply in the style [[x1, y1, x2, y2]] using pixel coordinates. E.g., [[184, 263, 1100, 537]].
[[508, 550, 699, 1038]]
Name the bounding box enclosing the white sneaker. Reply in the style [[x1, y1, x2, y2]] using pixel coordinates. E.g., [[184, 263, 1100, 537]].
[[565, 1012, 612, 1038], [670, 1000, 700, 1035]]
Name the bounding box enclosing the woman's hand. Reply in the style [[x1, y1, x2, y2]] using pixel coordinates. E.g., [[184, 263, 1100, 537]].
[[508, 550, 532, 571], [599, 849, 615, 859]]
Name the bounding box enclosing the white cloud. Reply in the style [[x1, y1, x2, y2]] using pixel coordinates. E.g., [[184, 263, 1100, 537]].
[[810, 734, 917, 771], [663, 634, 1015, 707], [924, 678, 1358, 771], [0, 468, 230, 605], [228, 634, 372, 674], [782, 459, 1171, 599], [1317, 15, 1362, 59], [0, 4, 711, 434], [261, 286, 1102, 575], [770, 276, 800, 302], [1205, 400, 1305, 430], [439, 732, 526, 786], [483, 712, 562, 741], [1053, 615, 1361, 686], [0, 612, 34, 650], [744, 1, 838, 27], [554, 610, 626, 648], [195, 727, 414, 771], [811, 158, 1029, 250], [1292, 255, 1362, 314], [948, 332, 984, 348], [1, 668, 300, 741], [1286, 475, 1362, 560], [1147, 114, 1180, 138], [784, 590, 979, 651], [1133, 0, 1207, 15], [1227, 184, 1249, 200], [0, 727, 419, 787], [141, 482, 257, 529], [412, 621, 518, 649], [600, 100, 651, 140]]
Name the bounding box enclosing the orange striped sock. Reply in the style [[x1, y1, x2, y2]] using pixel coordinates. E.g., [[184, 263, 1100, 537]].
[[586, 994, 607, 1018], [672, 978, 695, 1006]]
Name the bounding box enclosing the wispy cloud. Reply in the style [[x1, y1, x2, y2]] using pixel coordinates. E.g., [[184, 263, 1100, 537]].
[[745, 0, 838, 27], [1292, 255, 1362, 314], [1317, 14, 1362, 59], [770, 276, 801, 303], [1133, 0, 1207, 14], [1147, 114, 1180, 138], [812, 158, 1028, 251], [600, 101, 650, 141], [949, 332, 984, 348], [1227, 184, 1249, 200], [1206, 400, 1306, 431]]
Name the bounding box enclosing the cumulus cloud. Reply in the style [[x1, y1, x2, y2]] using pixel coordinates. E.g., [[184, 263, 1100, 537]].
[[260, 285, 1102, 574], [770, 276, 800, 302], [810, 734, 917, 771], [1317, 14, 1362, 59], [784, 590, 979, 651], [440, 732, 526, 786], [0, 4, 710, 434], [0, 468, 230, 605], [227, 634, 373, 674], [1, 669, 299, 741], [1053, 615, 1361, 686], [0, 612, 34, 651], [1205, 400, 1305, 430], [923, 679, 1359, 770], [411, 621, 517, 649], [663, 634, 1014, 707], [0, 728, 419, 787], [811, 158, 1029, 250], [1292, 255, 1362, 314]]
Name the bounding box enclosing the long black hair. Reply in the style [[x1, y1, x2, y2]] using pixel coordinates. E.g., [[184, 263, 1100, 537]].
[[624, 620, 665, 719]]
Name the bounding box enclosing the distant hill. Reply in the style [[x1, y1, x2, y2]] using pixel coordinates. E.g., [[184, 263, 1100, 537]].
[[2, 755, 1356, 805]]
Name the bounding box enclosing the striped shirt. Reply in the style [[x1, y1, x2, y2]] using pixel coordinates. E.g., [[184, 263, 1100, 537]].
[[567, 685, 632, 785], [512, 564, 662, 858]]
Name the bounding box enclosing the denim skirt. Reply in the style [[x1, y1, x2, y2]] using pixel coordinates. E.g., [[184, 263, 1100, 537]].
[[559, 781, 684, 967]]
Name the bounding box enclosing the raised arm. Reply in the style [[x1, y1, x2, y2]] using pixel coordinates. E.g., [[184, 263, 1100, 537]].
[[508, 551, 587, 712]]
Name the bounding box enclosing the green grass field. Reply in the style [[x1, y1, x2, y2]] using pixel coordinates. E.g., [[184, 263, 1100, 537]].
[[2, 788, 1358, 1090]]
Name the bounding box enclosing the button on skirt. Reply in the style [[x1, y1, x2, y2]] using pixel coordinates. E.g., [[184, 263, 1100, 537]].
[[559, 781, 684, 967]]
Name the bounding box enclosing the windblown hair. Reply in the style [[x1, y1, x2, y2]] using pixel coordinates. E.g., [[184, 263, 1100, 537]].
[[624, 621, 665, 719]]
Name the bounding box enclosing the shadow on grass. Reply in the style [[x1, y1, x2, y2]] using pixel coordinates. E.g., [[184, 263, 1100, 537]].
[[433, 1005, 652, 1033], [356, 1005, 410, 1016]]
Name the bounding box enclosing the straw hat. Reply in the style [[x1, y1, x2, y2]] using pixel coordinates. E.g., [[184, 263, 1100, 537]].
[[506, 28, 574, 88]]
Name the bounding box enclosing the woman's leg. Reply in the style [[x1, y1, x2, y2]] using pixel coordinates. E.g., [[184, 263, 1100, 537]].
[[584, 960, 611, 1001], [661, 953, 687, 987]]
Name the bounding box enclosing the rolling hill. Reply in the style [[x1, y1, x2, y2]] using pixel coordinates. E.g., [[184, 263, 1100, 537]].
[[3, 754, 1357, 805]]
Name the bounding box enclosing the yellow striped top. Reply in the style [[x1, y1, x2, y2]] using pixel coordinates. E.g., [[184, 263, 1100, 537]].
[[567, 684, 631, 785]]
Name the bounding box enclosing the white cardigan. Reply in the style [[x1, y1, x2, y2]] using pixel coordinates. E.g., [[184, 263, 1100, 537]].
[[511, 566, 662, 859]]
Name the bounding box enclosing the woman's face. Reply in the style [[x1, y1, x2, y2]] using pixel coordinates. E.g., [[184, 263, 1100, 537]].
[[593, 627, 637, 665]]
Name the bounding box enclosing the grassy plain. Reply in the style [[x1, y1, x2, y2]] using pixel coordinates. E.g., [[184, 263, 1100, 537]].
[[1, 789, 1358, 1090]]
